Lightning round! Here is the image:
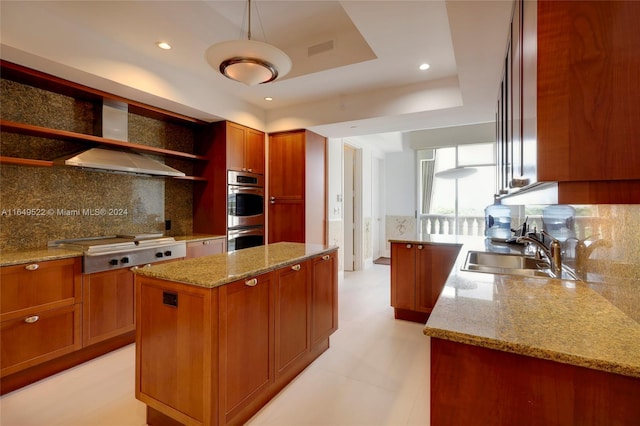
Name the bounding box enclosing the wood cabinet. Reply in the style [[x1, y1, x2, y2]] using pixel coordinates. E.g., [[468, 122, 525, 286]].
[[311, 252, 338, 347], [497, 0, 640, 204], [0, 257, 82, 376], [82, 268, 136, 347], [225, 122, 265, 175], [390, 242, 460, 323], [431, 337, 640, 425], [186, 238, 226, 259], [135, 249, 338, 426], [219, 272, 274, 425], [275, 261, 310, 379], [194, 121, 265, 237], [268, 130, 326, 245]]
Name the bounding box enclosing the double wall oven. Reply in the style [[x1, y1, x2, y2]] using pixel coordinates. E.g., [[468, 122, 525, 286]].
[[227, 170, 265, 251]]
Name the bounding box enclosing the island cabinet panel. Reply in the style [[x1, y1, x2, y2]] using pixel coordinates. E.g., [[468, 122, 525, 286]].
[[186, 238, 225, 259], [136, 278, 214, 426], [275, 261, 311, 379], [431, 338, 640, 426], [83, 268, 135, 346], [310, 252, 338, 347], [218, 272, 275, 425], [391, 242, 460, 323]]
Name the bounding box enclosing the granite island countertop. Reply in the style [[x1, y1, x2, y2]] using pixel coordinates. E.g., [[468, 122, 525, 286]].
[[133, 242, 337, 288], [391, 235, 640, 378]]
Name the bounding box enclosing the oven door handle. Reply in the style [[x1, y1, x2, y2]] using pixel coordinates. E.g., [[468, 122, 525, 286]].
[[228, 186, 264, 196]]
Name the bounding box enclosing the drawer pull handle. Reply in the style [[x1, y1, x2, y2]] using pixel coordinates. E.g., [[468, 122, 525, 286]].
[[406, 244, 412, 249], [245, 278, 258, 287], [203, 240, 211, 245], [24, 315, 40, 324], [418, 245, 423, 250], [322, 255, 330, 261], [25, 264, 39, 271], [291, 264, 301, 271]]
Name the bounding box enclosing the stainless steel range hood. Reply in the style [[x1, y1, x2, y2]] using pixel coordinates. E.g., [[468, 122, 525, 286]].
[[55, 100, 185, 177], [57, 147, 186, 177]]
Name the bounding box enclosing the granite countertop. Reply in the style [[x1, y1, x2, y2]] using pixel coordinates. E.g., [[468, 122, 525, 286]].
[[173, 233, 226, 243], [0, 247, 83, 266], [398, 236, 640, 379], [133, 242, 337, 288]]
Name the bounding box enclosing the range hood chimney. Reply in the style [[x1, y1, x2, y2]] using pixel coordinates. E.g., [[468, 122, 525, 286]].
[[55, 101, 185, 177]]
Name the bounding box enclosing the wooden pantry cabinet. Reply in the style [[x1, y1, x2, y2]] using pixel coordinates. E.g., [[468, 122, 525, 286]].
[[391, 242, 461, 323], [0, 257, 82, 377], [136, 250, 338, 426], [496, 0, 640, 204], [268, 130, 326, 245]]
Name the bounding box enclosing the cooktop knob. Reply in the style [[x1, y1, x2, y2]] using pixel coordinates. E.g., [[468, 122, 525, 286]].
[[164, 250, 172, 257], [121, 257, 130, 264], [109, 259, 118, 266], [155, 252, 164, 258]]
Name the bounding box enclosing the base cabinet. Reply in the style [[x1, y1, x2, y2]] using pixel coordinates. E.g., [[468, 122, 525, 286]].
[[0, 257, 82, 377], [391, 242, 460, 323], [186, 238, 225, 259], [431, 338, 640, 425], [136, 250, 338, 426]]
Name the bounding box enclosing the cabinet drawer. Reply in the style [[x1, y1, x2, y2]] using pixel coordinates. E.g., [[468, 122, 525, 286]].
[[186, 238, 225, 259], [1, 257, 82, 321], [1, 304, 82, 376]]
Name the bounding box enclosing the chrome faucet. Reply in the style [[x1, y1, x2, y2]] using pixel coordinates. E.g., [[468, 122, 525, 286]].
[[575, 237, 612, 280], [517, 230, 562, 275]]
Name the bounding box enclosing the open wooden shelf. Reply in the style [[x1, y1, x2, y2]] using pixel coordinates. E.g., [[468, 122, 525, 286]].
[[1, 120, 208, 161], [0, 156, 54, 167]]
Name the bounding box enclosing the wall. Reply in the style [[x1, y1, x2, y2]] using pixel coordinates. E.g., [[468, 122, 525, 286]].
[[0, 79, 195, 251]]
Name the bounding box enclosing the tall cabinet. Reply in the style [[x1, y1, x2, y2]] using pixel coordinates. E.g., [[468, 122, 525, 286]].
[[194, 121, 265, 236], [268, 130, 326, 245]]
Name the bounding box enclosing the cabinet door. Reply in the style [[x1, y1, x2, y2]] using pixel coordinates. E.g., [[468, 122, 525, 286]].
[[137, 278, 210, 425], [219, 272, 274, 424], [311, 252, 338, 347], [186, 238, 225, 259], [268, 132, 305, 199], [245, 128, 265, 174], [390, 243, 416, 310], [1, 304, 81, 376], [415, 245, 460, 313], [83, 268, 135, 346], [275, 261, 310, 378], [1, 257, 81, 321], [268, 201, 305, 244], [226, 122, 246, 172]]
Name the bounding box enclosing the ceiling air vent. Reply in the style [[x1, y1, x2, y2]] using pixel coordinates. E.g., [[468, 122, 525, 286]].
[[308, 40, 334, 57]]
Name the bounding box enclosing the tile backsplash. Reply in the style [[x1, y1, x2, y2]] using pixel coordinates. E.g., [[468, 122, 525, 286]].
[[0, 78, 195, 251]]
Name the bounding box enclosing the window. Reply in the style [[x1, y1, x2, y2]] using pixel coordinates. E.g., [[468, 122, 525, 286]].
[[418, 143, 496, 236]]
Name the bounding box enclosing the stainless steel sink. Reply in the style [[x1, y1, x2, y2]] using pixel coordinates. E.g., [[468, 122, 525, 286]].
[[462, 251, 554, 278]]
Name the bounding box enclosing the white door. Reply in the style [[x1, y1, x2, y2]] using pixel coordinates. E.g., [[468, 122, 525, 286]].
[[343, 145, 355, 271]]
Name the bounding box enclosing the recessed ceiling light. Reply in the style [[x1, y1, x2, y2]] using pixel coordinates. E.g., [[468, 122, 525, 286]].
[[156, 41, 172, 50], [264, 97, 273, 101], [419, 63, 431, 71]]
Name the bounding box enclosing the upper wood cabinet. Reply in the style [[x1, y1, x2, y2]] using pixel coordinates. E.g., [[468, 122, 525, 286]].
[[226, 122, 265, 175], [194, 121, 265, 236], [498, 0, 640, 204], [268, 130, 326, 245]]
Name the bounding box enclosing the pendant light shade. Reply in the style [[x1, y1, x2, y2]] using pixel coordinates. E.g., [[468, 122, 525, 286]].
[[205, 0, 291, 86], [434, 166, 477, 179], [206, 39, 291, 86]]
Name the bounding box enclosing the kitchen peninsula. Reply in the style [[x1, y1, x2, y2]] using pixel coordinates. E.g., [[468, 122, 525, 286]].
[[408, 237, 640, 425], [133, 242, 338, 426]]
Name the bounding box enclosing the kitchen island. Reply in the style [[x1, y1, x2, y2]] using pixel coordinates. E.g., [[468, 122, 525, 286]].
[[133, 242, 338, 426], [404, 236, 640, 425]]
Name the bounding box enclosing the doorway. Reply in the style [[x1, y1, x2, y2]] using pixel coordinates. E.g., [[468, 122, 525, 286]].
[[343, 145, 355, 271]]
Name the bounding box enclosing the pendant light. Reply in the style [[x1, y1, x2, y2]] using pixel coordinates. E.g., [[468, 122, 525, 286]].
[[205, 0, 292, 86]]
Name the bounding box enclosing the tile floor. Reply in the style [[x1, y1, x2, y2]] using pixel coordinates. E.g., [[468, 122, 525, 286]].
[[0, 264, 430, 426]]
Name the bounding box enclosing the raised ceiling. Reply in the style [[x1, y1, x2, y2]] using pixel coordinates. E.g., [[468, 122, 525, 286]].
[[0, 1, 512, 143]]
